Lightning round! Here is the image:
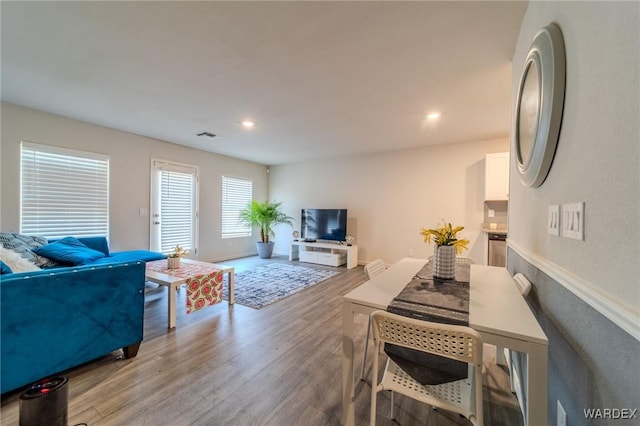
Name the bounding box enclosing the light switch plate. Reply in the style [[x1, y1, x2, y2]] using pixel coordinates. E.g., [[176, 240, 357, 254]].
[[562, 202, 585, 240], [548, 205, 560, 236]]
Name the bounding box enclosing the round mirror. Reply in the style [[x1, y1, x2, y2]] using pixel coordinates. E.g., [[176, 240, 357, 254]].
[[513, 23, 566, 187], [517, 59, 540, 166]]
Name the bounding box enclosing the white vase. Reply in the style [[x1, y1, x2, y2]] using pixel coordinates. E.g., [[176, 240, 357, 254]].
[[167, 257, 180, 269], [433, 245, 456, 279]]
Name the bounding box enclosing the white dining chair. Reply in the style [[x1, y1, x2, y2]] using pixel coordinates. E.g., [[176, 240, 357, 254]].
[[362, 257, 474, 381], [364, 259, 386, 280], [369, 310, 484, 425], [513, 272, 532, 297], [455, 256, 474, 265], [360, 259, 386, 381]]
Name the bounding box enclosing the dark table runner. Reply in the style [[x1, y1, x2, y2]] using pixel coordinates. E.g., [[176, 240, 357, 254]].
[[385, 261, 470, 385]]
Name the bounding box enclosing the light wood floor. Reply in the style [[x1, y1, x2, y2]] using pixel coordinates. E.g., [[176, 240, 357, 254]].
[[1, 256, 523, 425]]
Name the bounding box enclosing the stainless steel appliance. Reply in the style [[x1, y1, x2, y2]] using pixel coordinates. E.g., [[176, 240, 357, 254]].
[[488, 233, 507, 267]]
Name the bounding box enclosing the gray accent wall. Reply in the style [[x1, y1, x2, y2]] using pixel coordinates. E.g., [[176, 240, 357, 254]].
[[509, 248, 640, 425]]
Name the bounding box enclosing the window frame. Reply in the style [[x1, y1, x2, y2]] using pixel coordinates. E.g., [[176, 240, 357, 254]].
[[20, 141, 110, 239], [221, 176, 253, 239]]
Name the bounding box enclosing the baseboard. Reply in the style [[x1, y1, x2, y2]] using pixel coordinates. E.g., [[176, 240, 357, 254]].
[[508, 240, 639, 341], [206, 251, 257, 263]]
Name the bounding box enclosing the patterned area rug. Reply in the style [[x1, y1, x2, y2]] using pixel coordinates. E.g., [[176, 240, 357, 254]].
[[223, 263, 339, 309]]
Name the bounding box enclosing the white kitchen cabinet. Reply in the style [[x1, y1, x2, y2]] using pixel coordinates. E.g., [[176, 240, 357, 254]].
[[485, 152, 510, 200]]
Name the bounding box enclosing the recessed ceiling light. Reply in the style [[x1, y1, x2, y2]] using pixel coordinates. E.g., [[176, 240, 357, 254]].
[[241, 120, 255, 128], [426, 112, 441, 120]]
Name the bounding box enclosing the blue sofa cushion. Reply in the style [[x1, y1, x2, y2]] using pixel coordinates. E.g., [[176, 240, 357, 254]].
[[49, 236, 110, 257], [34, 237, 106, 266], [92, 250, 166, 264], [0, 260, 12, 274], [78, 237, 110, 256]]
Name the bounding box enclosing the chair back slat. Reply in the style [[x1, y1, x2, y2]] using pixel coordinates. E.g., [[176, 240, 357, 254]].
[[371, 311, 483, 367]]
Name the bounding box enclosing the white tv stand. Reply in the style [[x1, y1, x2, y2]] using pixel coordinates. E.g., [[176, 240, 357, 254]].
[[289, 241, 358, 269]]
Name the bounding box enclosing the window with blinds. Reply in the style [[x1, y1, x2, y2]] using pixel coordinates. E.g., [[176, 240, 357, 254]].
[[20, 142, 109, 239], [159, 169, 195, 253], [221, 176, 252, 239]]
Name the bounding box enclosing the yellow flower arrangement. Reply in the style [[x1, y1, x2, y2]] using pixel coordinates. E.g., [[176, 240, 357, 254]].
[[420, 221, 470, 254], [168, 245, 189, 258]]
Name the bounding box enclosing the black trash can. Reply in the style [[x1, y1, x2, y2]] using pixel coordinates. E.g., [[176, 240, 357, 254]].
[[19, 376, 69, 426]]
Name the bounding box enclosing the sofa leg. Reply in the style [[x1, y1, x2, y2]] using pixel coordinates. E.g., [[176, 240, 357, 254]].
[[123, 342, 141, 359]]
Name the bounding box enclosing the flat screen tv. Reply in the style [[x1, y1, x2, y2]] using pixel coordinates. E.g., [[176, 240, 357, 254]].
[[301, 209, 348, 242]]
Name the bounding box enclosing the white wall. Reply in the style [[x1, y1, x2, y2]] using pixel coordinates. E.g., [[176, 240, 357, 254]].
[[508, 2, 639, 323], [269, 138, 509, 265], [0, 103, 268, 261]]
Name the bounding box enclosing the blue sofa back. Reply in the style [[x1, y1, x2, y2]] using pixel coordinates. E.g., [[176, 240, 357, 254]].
[[41, 236, 165, 267], [1, 261, 146, 394], [72, 236, 111, 256]]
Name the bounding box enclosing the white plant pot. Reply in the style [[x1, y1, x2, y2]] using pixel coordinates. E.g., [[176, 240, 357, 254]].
[[167, 257, 181, 269], [433, 245, 456, 279]]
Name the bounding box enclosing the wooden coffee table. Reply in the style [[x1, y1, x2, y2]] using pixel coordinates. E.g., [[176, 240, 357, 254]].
[[145, 258, 234, 329]]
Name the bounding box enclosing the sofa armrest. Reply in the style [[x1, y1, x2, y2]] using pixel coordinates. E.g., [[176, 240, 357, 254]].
[[1, 261, 145, 394]]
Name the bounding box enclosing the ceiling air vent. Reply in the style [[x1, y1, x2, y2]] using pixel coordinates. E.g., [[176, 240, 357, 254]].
[[196, 131, 217, 138]]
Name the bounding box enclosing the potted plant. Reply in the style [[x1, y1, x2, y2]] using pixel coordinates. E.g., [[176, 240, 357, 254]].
[[167, 244, 189, 269], [420, 221, 470, 279], [239, 200, 294, 259]]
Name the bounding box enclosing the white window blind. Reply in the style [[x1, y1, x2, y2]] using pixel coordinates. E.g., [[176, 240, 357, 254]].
[[20, 142, 109, 239], [159, 169, 195, 253], [221, 176, 252, 239]]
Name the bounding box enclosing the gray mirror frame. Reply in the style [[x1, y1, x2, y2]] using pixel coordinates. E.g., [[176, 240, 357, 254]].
[[513, 23, 566, 188]]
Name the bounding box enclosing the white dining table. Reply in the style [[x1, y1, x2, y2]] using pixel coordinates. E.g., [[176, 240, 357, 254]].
[[342, 257, 548, 426]]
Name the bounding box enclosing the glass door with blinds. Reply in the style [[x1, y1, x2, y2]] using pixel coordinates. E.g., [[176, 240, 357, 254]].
[[150, 159, 199, 256]]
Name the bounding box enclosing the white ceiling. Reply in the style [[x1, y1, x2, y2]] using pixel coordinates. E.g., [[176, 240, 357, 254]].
[[1, 1, 527, 166]]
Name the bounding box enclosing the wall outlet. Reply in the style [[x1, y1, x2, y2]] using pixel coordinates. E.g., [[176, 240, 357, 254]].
[[548, 205, 560, 236], [488, 209, 495, 218], [562, 202, 585, 240], [557, 400, 567, 426]]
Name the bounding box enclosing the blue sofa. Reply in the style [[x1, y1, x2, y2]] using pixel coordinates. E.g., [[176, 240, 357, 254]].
[[0, 236, 165, 394]]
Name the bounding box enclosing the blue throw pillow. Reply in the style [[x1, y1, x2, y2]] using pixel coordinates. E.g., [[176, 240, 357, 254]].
[[0, 260, 12, 274], [34, 237, 106, 266]]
